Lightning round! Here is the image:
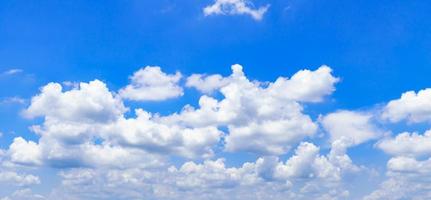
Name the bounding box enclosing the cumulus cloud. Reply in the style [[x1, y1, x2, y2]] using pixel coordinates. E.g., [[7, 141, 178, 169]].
[[8, 137, 42, 166], [186, 73, 230, 94], [3, 64, 377, 199], [368, 131, 431, 199], [267, 65, 339, 103], [1, 189, 45, 200], [382, 88, 431, 123], [363, 177, 428, 200], [165, 64, 338, 154], [48, 141, 358, 200], [203, 0, 270, 21], [9, 69, 226, 168], [321, 110, 383, 147], [104, 109, 223, 159], [24, 80, 126, 123], [173, 141, 358, 189], [377, 130, 431, 157], [0, 171, 40, 186], [364, 156, 431, 200], [119, 66, 183, 101]]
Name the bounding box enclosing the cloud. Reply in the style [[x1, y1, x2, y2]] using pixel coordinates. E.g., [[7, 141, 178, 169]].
[[186, 73, 230, 94], [267, 65, 339, 103], [368, 131, 431, 199], [377, 130, 431, 157], [2, 69, 23, 76], [0, 97, 25, 105], [23, 80, 126, 123], [2, 64, 384, 199], [9, 69, 225, 168], [321, 110, 384, 147], [47, 141, 358, 200], [1, 189, 45, 200], [165, 64, 338, 155], [364, 156, 431, 200], [8, 137, 42, 166], [119, 66, 183, 101], [382, 88, 431, 123], [104, 109, 223, 159], [0, 171, 40, 186], [203, 0, 270, 21]]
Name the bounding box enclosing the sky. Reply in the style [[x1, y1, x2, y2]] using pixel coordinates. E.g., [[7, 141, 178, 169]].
[[1, 0, 431, 199]]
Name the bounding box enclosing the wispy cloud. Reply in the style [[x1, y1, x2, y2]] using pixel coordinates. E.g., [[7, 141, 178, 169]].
[[203, 0, 270, 21], [2, 68, 23, 76], [0, 97, 26, 105]]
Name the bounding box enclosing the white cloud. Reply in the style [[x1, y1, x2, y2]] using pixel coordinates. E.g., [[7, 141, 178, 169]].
[[364, 156, 431, 200], [170, 158, 258, 190], [2, 69, 23, 76], [8, 137, 42, 166], [9, 72, 224, 169], [0, 97, 25, 105], [203, 0, 270, 21], [2, 64, 376, 199], [367, 130, 431, 199], [377, 130, 431, 157], [119, 66, 183, 101], [387, 156, 431, 173], [225, 116, 317, 154], [22, 137, 360, 200], [104, 109, 223, 159], [267, 65, 339, 103], [24, 80, 126, 123], [363, 177, 431, 200], [165, 64, 338, 154], [321, 110, 383, 147], [382, 88, 431, 123], [1, 189, 45, 200], [186, 73, 230, 94], [0, 171, 40, 186]]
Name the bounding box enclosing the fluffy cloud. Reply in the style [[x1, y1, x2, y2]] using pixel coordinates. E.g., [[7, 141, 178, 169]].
[[364, 156, 431, 200], [387, 156, 431, 173], [8, 137, 42, 166], [382, 88, 431, 123], [363, 177, 430, 200], [367, 131, 431, 199], [119, 66, 183, 101], [48, 141, 358, 200], [166, 64, 338, 154], [4, 64, 378, 199], [186, 73, 230, 94], [321, 110, 383, 147], [104, 109, 223, 159], [0, 171, 40, 186], [266, 65, 339, 103], [172, 141, 358, 190], [377, 130, 431, 157], [10, 70, 224, 168], [24, 80, 126, 123], [203, 0, 270, 21]]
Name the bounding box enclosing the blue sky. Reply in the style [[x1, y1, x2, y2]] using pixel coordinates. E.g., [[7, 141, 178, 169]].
[[1, 0, 431, 199]]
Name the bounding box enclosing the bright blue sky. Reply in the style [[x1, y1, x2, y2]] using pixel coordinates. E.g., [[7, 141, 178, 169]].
[[1, 0, 431, 199]]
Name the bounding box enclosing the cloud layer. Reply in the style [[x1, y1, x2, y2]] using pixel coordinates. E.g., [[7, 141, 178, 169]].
[[2, 64, 431, 199]]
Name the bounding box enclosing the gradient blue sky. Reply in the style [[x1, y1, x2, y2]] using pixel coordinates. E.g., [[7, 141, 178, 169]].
[[1, 0, 431, 199]]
